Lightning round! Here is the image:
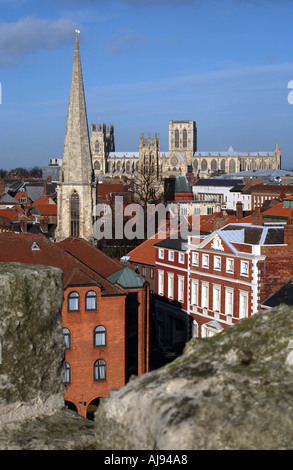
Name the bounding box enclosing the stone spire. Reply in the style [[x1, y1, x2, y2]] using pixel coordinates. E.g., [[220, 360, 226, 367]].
[[61, 32, 94, 183]]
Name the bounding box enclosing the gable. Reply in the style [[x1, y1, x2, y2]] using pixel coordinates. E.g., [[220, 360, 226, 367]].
[[198, 232, 235, 254]]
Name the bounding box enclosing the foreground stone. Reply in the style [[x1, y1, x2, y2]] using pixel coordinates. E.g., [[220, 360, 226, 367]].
[[94, 305, 293, 450], [0, 262, 65, 426]]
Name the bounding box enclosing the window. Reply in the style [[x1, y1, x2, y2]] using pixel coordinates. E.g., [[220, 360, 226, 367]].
[[85, 290, 97, 311], [175, 129, 179, 148], [167, 273, 174, 299], [158, 249, 164, 259], [142, 266, 146, 277], [240, 260, 249, 276], [168, 250, 174, 261], [94, 326, 106, 347], [225, 287, 234, 317], [179, 253, 185, 264], [191, 279, 198, 307], [70, 192, 80, 237], [214, 256, 221, 271], [239, 291, 249, 319], [178, 276, 184, 303], [202, 254, 209, 268], [183, 129, 187, 148], [62, 328, 71, 350], [201, 282, 209, 309], [150, 268, 154, 279], [226, 258, 234, 273], [158, 270, 164, 296], [213, 284, 221, 312], [68, 291, 79, 312], [94, 359, 106, 381], [63, 362, 71, 384], [192, 252, 199, 266]]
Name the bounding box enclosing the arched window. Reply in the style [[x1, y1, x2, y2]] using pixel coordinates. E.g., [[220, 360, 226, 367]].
[[229, 160, 236, 173], [117, 161, 121, 172], [94, 160, 100, 170], [201, 159, 207, 171], [126, 161, 130, 173], [183, 129, 187, 148], [62, 328, 71, 349], [63, 362, 71, 384], [175, 129, 179, 148], [193, 159, 198, 171], [86, 290, 97, 311], [221, 159, 226, 172], [68, 291, 79, 312], [94, 326, 106, 347], [95, 140, 100, 153], [70, 192, 79, 237], [94, 359, 106, 381], [211, 159, 217, 171]]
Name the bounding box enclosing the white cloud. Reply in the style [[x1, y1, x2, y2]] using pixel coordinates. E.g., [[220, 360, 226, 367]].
[[0, 16, 77, 66], [106, 29, 147, 55]]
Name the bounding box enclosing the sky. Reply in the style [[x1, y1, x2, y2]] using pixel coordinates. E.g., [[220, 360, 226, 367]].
[[0, 0, 293, 170]]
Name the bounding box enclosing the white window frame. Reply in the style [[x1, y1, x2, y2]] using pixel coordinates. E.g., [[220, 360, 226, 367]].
[[225, 286, 234, 317], [192, 252, 199, 266], [239, 290, 249, 319], [167, 272, 174, 299], [226, 258, 234, 273], [191, 279, 198, 308], [168, 250, 174, 262], [158, 249, 164, 259], [178, 252, 185, 264], [202, 254, 209, 269], [158, 270, 164, 296], [201, 281, 209, 309], [213, 284, 221, 312], [240, 260, 249, 276], [178, 275, 184, 303], [214, 256, 221, 271]]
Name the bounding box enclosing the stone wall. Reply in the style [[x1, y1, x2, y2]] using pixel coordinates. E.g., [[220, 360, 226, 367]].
[[0, 262, 65, 425], [93, 304, 293, 450]]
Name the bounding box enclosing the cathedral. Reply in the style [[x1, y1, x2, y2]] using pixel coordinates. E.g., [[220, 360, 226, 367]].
[[91, 120, 281, 180]]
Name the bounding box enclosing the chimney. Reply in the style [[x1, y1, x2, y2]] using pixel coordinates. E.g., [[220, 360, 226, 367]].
[[43, 180, 47, 196], [236, 201, 243, 220], [284, 221, 293, 246], [251, 209, 263, 226], [47, 175, 52, 183], [0, 179, 5, 196]]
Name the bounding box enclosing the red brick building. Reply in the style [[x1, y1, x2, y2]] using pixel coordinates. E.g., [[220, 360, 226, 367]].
[[187, 222, 293, 337], [251, 184, 293, 210], [0, 233, 149, 418]]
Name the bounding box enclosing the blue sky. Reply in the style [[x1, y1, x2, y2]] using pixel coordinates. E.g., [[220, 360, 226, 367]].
[[0, 0, 293, 170]]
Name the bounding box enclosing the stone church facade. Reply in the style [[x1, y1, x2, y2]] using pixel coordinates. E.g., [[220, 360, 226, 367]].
[[91, 120, 281, 180]]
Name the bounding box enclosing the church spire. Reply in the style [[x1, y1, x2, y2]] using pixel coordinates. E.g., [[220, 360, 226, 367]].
[[61, 31, 94, 183]]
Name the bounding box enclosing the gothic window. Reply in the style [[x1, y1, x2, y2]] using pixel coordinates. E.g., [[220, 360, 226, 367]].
[[211, 159, 217, 171], [86, 290, 97, 311], [94, 326, 106, 347], [221, 159, 226, 172], [201, 159, 207, 171], [94, 359, 106, 381], [117, 161, 121, 172], [175, 129, 179, 148], [95, 140, 100, 153], [68, 291, 79, 312], [193, 159, 198, 171], [229, 160, 236, 173], [126, 161, 130, 173], [94, 160, 100, 170], [183, 129, 187, 148], [70, 192, 80, 237]]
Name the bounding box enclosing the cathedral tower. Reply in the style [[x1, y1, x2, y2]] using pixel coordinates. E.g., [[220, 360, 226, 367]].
[[55, 32, 96, 243]]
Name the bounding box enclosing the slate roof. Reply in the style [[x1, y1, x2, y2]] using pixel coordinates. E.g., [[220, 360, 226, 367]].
[[194, 179, 244, 187], [262, 280, 293, 308]]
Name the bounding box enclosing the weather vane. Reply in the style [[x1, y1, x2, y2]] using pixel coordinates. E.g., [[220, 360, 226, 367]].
[[75, 29, 80, 35]]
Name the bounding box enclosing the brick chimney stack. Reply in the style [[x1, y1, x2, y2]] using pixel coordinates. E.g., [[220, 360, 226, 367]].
[[251, 209, 263, 226], [236, 201, 243, 220]]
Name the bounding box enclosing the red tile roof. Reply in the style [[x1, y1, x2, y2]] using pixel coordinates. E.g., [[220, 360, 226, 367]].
[[0, 233, 124, 295]]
